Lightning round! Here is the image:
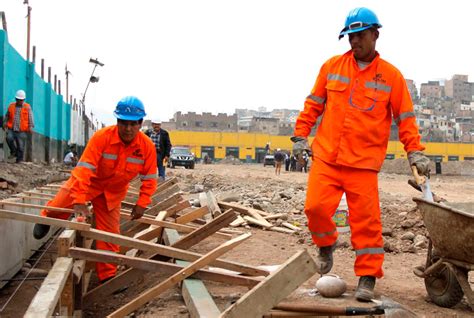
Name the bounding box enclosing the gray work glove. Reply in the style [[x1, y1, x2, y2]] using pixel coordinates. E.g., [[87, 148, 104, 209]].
[[290, 136, 312, 160], [408, 151, 431, 177]]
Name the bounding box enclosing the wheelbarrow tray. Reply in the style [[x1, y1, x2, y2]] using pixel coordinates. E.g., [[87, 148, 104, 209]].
[[413, 197, 474, 264]]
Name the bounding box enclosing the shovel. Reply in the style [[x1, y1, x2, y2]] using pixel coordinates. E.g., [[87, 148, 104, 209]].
[[270, 296, 418, 317]]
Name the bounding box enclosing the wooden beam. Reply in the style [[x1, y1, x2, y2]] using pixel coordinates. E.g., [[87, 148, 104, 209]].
[[176, 206, 210, 225], [0, 201, 73, 213], [107, 233, 251, 317], [172, 209, 237, 250], [219, 250, 318, 318], [0, 209, 90, 231], [151, 184, 181, 203], [79, 229, 266, 276], [24, 257, 74, 318], [145, 193, 182, 215], [154, 177, 178, 194], [243, 215, 272, 229], [164, 229, 221, 318], [69, 247, 260, 287]]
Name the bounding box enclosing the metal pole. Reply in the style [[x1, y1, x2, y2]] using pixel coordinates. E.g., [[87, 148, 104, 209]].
[[26, 6, 31, 61], [41, 59, 44, 78]]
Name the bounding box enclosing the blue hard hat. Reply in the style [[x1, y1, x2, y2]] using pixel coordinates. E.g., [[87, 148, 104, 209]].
[[114, 96, 146, 120], [339, 7, 382, 40]]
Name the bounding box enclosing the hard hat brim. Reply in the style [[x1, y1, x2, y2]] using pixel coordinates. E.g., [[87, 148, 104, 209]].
[[338, 25, 374, 40], [113, 112, 144, 121]]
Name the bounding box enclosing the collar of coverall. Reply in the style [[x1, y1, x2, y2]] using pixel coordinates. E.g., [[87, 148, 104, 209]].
[[111, 125, 140, 147], [345, 49, 380, 67]]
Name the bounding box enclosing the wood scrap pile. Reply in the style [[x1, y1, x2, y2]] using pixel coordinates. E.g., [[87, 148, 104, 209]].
[[0, 176, 318, 317]]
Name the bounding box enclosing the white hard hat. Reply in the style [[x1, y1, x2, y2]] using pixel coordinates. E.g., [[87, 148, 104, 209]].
[[151, 118, 162, 124], [15, 90, 26, 100]]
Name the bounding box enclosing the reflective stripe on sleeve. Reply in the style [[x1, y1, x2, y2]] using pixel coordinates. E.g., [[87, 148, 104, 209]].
[[102, 153, 118, 160], [127, 157, 145, 164], [76, 161, 96, 171], [140, 173, 157, 180], [394, 111, 415, 125], [307, 94, 326, 104], [365, 81, 392, 93], [327, 73, 350, 84], [355, 247, 385, 256], [310, 229, 336, 238]]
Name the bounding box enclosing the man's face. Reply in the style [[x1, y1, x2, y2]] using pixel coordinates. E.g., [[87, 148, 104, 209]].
[[348, 28, 378, 62], [117, 119, 142, 144], [16, 99, 24, 106], [152, 123, 161, 132]]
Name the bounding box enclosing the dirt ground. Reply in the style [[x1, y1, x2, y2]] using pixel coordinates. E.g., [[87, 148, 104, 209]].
[[0, 161, 473, 317]]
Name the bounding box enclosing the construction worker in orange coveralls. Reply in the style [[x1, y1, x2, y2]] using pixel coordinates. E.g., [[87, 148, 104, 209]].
[[291, 7, 431, 302], [33, 96, 157, 283]]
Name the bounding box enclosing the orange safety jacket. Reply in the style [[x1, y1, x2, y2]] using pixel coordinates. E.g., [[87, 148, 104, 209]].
[[67, 125, 157, 210], [295, 50, 424, 171], [6, 102, 32, 132]]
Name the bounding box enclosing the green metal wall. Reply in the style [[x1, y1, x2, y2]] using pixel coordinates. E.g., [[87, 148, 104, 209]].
[[0, 30, 70, 141]]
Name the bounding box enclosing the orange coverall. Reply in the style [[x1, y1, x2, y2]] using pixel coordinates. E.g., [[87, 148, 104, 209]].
[[294, 50, 424, 277], [41, 125, 157, 281]]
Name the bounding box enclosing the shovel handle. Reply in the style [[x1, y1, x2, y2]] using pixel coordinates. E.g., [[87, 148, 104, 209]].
[[411, 165, 425, 186]]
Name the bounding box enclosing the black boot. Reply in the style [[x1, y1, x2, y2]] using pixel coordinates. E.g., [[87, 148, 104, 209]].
[[355, 275, 376, 302], [33, 224, 50, 240], [316, 243, 336, 274]]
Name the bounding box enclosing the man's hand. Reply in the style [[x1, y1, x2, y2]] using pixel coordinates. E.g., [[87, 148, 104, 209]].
[[408, 151, 431, 177], [290, 136, 311, 161], [131, 205, 146, 220], [73, 204, 90, 221], [163, 156, 169, 164]]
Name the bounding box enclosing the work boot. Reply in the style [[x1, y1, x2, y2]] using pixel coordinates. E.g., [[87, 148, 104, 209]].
[[33, 223, 50, 240], [355, 275, 376, 302], [316, 243, 336, 274]]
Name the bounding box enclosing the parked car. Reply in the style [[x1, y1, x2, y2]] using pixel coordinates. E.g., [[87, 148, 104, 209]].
[[263, 154, 275, 167], [168, 147, 195, 169]]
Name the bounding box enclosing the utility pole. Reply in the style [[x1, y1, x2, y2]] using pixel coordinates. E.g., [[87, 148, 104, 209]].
[[24, 0, 32, 61], [65, 65, 71, 104]]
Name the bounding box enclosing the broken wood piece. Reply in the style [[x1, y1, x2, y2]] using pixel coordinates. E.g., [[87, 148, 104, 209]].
[[243, 215, 272, 229], [69, 247, 261, 287], [229, 215, 246, 227], [206, 191, 222, 218], [0, 201, 73, 213], [24, 257, 74, 318], [125, 212, 167, 256], [218, 201, 272, 227], [58, 229, 76, 257], [175, 206, 210, 225], [282, 222, 301, 231], [145, 193, 183, 215], [0, 209, 90, 231], [79, 228, 267, 276], [269, 227, 295, 235], [151, 184, 181, 203], [172, 209, 237, 250], [22, 191, 56, 198], [263, 213, 286, 220], [154, 177, 178, 194], [219, 250, 318, 318], [107, 233, 251, 317]]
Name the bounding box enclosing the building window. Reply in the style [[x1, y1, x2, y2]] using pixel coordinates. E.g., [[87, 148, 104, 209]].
[[211, 122, 218, 128], [195, 121, 202, 127], [182, 122, 188, 127], [227, 123, 232, 128]]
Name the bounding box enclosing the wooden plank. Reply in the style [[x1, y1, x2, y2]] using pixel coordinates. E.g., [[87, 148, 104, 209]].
[[145, 193, 182, 215], [164, 229, 221, 318], [151, 184, 181, 203], [124, 212, 167, 256], [119, 212, 232, 240], [282, 222, 301, 232], [108, 233, 251, 317], [24, 257, 74, 318], [218, 201, 272, 227], [154, 177, 178, 194], [58, 229, 76, 257], [0, 209, 90, 231], [172, 209, 237, 250], [243, 215, 272, 229], [176, 206, 210, 225], [263, 213, 286, 220], [270, 227, 295, 235], [79, 229, 265, 276], [22, 191, 56, 198], [219, 250, 318, 318], [229, 215, 246, 227], [164, 200, 191, 218], [0, 201, 74, 213], [69, 247, 261, 287], [206, 191, 222, 217]]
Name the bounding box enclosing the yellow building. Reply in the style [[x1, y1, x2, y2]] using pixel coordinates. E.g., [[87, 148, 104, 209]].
[[168, 131, 474, 162]]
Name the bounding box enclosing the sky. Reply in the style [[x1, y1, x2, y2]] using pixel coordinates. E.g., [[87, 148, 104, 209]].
[[2, 0, 473, 126]]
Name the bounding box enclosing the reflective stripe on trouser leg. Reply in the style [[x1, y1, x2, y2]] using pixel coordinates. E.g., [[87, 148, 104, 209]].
[[342, 166, 384, 278], [93, 193, 121, 282], [304, 157, 344, 247]]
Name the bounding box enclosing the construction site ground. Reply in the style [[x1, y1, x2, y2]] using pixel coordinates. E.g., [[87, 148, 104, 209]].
[[0, 160, 473, 317]]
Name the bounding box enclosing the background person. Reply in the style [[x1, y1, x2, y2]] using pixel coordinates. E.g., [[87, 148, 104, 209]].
[[146, 119, 171, 181], [291, 7, 430, 302], [34, 96, 157, 283], [2, 90, 34, 163], [273, 148, 285, 176]]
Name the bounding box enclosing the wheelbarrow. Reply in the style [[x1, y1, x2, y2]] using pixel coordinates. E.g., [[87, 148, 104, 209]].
[[413, 197, 474, 311]]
